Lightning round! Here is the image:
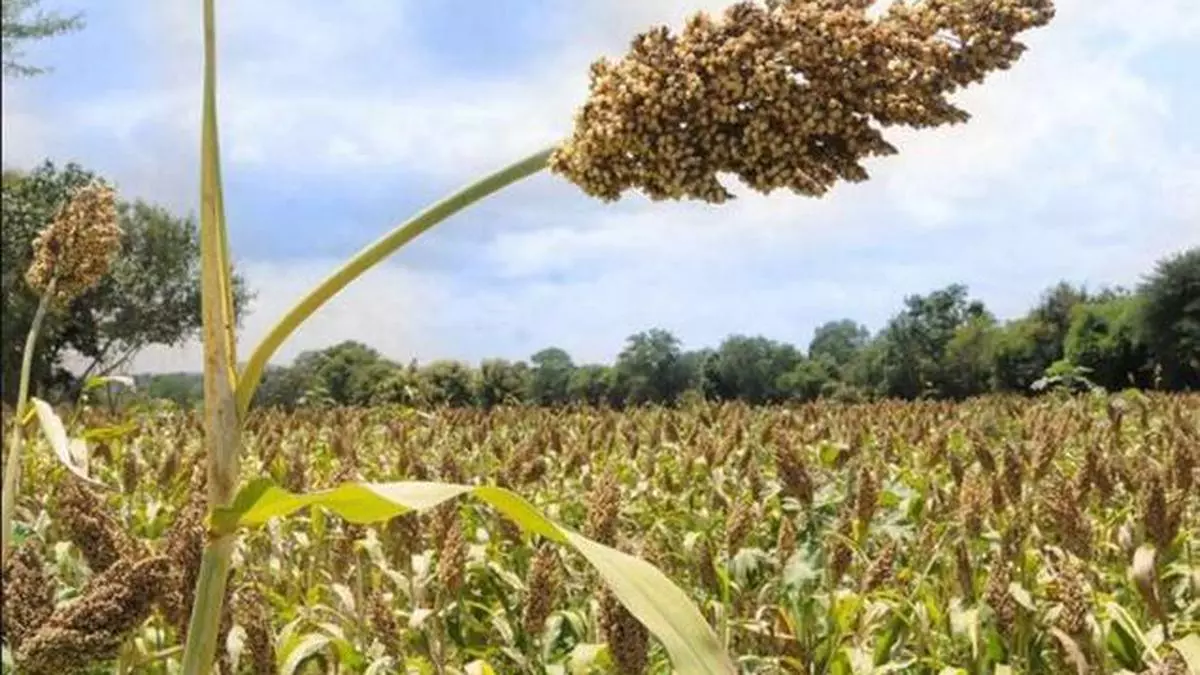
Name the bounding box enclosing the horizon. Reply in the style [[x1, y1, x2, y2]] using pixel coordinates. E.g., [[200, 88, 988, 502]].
[[4, 0, 1197, 374]]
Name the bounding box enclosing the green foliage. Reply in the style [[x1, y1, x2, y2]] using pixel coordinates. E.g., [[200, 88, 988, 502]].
[[612, 328, 692, 405], [567, 364, 614, 406], [1, 0, 83, 77], [704, 335, 803, 404], [1138, 247, 1200, 389], [528, 347, 575, 406], [476, 359, 530, 408], [878, 284, 990, 399], [808, 319, 870, 370], [0, 162, 251, 403], [1064, 295, 1152, 390], [418, 360, 477, 407]]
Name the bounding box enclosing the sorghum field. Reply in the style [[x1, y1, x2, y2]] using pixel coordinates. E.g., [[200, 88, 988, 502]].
[[3, 393, 1198, 674]]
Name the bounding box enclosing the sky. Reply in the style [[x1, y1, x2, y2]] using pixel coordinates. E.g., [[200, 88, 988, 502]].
[[2, 0, 1198, 373]]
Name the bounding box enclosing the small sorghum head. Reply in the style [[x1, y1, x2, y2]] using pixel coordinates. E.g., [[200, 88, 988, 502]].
[[25, 181, 122, 303]]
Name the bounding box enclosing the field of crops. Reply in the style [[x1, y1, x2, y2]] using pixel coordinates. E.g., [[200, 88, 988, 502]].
[[2, 393, 1198, 674]]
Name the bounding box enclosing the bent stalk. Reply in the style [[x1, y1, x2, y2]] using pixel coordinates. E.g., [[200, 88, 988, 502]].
[[235, 146, 554, 416], [1, 278, 55, 564]]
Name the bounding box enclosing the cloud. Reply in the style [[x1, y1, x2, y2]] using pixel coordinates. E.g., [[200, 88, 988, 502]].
[[4, 0, 1197, 374]]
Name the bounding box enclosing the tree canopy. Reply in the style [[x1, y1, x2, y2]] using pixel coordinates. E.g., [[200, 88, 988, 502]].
[[1, 0, 83, 77], [1, 162, 252, 402], [136, 246, 1196, 411]]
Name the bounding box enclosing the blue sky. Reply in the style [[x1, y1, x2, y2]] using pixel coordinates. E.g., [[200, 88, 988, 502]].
[[2, 0, 1197, 372]]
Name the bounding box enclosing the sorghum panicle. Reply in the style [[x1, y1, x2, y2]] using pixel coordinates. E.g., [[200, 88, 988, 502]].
[[599, 587, 649, 675], [585, 470, 621, 546], [551, 0, 1054, 202], [522, 543, 561, 638], [25, 181, 122, 303], [14, 555, 169, 675], [234, 586, 276, 674], [1, 543, 55, 650], [56, 479, 143, 574], [435, 516, 467, 601], [775, 444, 814, 506]]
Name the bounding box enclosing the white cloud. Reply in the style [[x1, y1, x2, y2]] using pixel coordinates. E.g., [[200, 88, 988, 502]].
[[4, 0, 1197, 373]]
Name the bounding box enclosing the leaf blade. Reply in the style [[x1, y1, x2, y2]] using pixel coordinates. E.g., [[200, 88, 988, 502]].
[[221, 479, 736, 675]]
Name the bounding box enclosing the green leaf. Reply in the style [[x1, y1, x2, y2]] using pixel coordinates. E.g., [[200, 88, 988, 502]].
[[82, 375, 135, 392], [280, 633, 333, 675], [29, 397, 105, 487], [219, 479, 736, 675], [1168, 634, 1200, 674], [465, 660, 499, 675], [568, 644, 612, 674]]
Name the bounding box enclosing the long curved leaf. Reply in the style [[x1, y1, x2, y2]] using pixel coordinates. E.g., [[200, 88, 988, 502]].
[[215, 478, 737, 675]]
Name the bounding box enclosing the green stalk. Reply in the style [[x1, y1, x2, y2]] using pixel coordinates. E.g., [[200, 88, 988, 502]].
[[180, 0, 241, 671], [1, 278, 55, 565], [235, 145, 554, 417]]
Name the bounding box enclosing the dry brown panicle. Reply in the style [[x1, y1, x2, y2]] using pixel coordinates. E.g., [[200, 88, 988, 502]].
[[775, 443, 814, 506], [598, 542, 651, 675], [234, 585, 276, 674], [776, 515, 797, 568], [982, 557, 1015, 639], [861, 540, 897, 593], [522, 543, 562, 638], [1, 542, 56, 650], [551, 0, 1054, 202], [25, 181, 122, 303], [55, 478, 144, 574], [724, 495, 755, 555], [1142, 471, 1182, 552], [13, 555, 169, 675], [585, 469, 622, 547], [435, 515, 467, 601]]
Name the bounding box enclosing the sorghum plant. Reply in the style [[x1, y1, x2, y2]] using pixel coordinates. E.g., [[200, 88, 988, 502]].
[[179, 1, 1058, 673]]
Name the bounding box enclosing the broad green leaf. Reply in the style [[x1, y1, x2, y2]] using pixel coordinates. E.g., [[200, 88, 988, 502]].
[[218, 478, 737, 675], [569, 644, 612, 674], [465, 660, 498, 675], [1169, 634, 1200, 674], [30, 397, 104, 487], [82, 375, 135, 392], [280, 633, 333, 675]]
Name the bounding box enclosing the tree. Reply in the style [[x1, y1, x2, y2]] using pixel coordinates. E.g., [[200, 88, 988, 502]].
[[1064, 296, 1151, 390], [1138, 247, 1200, 389], [2, 0, 83, 77], [419, 360, 476, 407], [808, 319, 869, 370], [1, 162, 251, 402], [476, 358, 529, 408], [942, 314, 999, 398], [528, 347, 575, 406], [567, 364, 613, 406], [704, 335, 802, 404], [613, 328, 691, 405], [877, 284, 989, 399]]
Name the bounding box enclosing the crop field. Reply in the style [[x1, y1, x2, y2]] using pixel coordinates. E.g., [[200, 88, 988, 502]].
[[2, 393, 1197, 674]]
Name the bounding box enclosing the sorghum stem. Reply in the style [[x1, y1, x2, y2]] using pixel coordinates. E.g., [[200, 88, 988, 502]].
[[1, 278, 55, 565], [235, 145, 555, 417]]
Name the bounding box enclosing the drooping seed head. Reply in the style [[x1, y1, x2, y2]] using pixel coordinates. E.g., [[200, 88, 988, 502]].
[[14, 555, 169, 675], [1, 543, 55, 651], [551, 0, 1055, 203], [24, 181, 122, 303], [522, 543, 562, 638]]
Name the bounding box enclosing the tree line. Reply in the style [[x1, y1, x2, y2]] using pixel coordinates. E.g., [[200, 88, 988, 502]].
[[144, 247, 1198, 409]]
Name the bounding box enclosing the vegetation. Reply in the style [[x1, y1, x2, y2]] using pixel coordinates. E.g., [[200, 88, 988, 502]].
[[131, 249, 1199, 412], [0, 0, 83, 77], [2, 394, 1197, 672], [0, 162, 253, 404], [4, 0, 1197, 673]]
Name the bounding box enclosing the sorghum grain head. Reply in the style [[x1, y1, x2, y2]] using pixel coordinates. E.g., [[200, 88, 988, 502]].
[[25, 181, 122, 303], [551, 0, 1055, 202]]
